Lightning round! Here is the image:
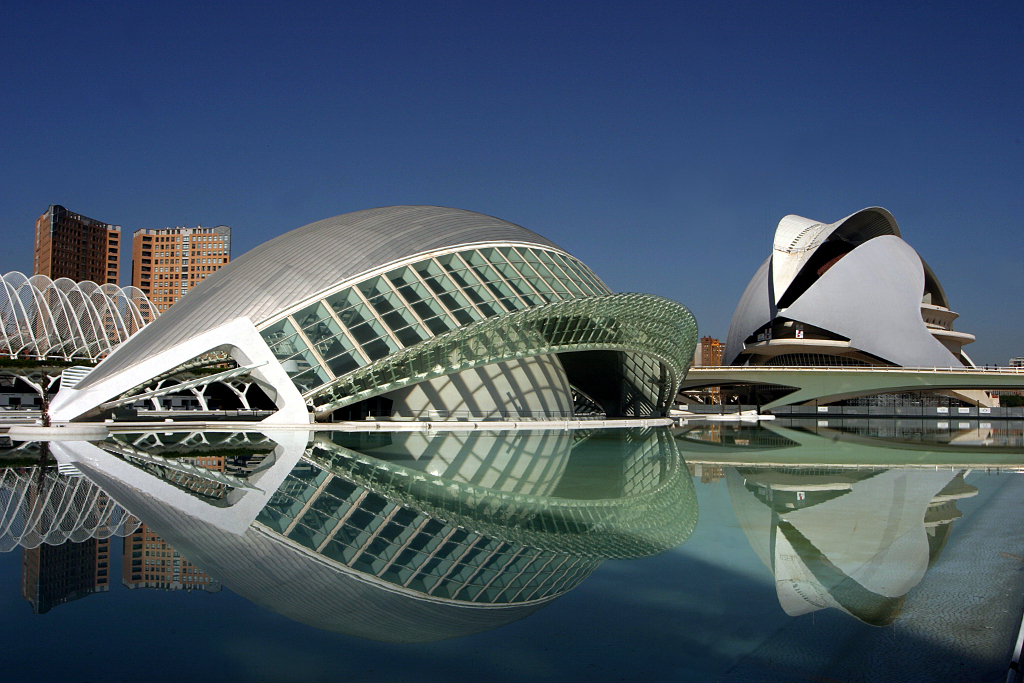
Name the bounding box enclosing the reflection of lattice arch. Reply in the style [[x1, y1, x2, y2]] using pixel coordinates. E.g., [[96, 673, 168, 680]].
[[310, 293, 698, 417], [0, 272, 159, 361], [0, 465, 140, 551]]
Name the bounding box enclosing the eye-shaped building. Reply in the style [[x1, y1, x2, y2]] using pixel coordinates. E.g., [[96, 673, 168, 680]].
[[725, 207, 974, 369], [51, 206, 696, 424]]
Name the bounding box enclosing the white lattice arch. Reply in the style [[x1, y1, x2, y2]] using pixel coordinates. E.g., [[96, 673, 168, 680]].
[[0, 272, 159, 362]]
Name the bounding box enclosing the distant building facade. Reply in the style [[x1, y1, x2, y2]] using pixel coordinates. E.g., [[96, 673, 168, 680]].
[[34, 205, 120, 285], [698, 336, 724, 366], [131, 225, 231, 312]]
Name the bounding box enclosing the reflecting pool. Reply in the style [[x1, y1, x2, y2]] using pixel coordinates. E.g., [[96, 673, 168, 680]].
[[1, 420, 1022, 682]]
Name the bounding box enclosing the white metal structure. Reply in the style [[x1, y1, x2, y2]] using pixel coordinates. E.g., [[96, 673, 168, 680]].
[[51, 207, 697, 424], [0, 271, 158, 361], [725, 208, 975, 369]]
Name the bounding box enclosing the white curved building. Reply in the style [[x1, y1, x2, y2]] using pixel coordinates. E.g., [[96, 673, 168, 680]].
[[51, 206, 697, 424], [725, 208, 975, 369], [0, 272, 158, 362]]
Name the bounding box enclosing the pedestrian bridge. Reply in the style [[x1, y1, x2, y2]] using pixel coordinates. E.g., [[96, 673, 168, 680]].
[[679, 366, 1024, 411]]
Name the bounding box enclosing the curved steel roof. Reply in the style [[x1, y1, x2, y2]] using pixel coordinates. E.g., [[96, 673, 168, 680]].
[[79, 206, 563, 390]]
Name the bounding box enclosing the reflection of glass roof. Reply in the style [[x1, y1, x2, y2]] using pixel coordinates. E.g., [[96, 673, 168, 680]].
[[256, 427, 696, 607], [53, 426, 697, 641], [303, 428, 696, 559]]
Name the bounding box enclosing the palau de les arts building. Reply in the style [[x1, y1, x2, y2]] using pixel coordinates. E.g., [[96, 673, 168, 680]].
[[725, 207, 975, 370], [51, 206, 698, 424]]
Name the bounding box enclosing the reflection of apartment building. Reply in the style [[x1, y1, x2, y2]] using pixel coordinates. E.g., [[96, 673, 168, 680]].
[[688, 463, 724, 484], [121, 455, 223, 591], [131, 225, 231, 311], [21, 537, 110, 614], [34, 205, 120, 285], [122, 522, 220, 592], [689, 336, 724, 404]]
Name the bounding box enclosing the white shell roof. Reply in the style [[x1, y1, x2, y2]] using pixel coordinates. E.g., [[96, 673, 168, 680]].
[[78, 206, 563, 390], [771, 207, 899, 306], [724, 207, 964, 368]]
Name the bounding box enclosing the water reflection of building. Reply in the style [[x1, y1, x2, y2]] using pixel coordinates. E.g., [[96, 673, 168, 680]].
[[21, 536, 110, 614], [122, 523, 220, 593], [110, 446, 241, 593], [56, 427, 696, 642], [726, 467, 977, 626]]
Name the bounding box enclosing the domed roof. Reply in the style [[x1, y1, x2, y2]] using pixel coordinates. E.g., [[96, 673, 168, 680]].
[[79, 206, 562, 390]]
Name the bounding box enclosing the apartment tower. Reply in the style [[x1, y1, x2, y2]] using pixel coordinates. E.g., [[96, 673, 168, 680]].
[[33, 205, 120, 284], [131, 225, 231, 311]]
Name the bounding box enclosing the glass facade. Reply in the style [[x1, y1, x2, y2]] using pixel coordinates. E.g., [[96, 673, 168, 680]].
[[309, 292, 698, 417], [257, 245, 611, 398]]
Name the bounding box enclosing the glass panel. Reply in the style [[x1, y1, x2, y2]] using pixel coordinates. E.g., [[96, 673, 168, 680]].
[[437, 261, 502, 317], [364, 287, 427, 348], [294, 301, 333, 332], [386, 268, 429, 303], [499, 246, 526, 263], [557, 256, 603, 295], [303, 317, 350, 360], [290, 362, 329, 393], [325, 288, 364, 320], [418, 311, 456, 335], [279, 347, 317, 378], [261, 318, 303, 359], [325, 351, 362, 377], [357, 276, 389, 301], [347, 324, 399, 361]]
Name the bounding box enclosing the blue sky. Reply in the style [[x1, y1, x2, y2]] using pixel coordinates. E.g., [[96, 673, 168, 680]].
[[2, 1, 1021, 363]]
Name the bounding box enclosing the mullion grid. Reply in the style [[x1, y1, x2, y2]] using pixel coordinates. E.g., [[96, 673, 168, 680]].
[[442, 252, 511, 316], [506, 247, 563, 302], [383, 267, 458, 336], [480, 248, 548, 306], [350, 285, 405, 355], [534, 250, 585, 296], [316, 298, 373, 374], [465, 250, 533, 310], [417, 257, 488, 322]]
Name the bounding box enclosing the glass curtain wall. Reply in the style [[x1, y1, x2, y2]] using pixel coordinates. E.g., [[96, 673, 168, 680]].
[[258, 246, 610, 397]]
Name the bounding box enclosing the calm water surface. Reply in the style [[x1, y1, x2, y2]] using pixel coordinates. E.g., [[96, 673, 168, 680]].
[[1, 420, 1022, 682]]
